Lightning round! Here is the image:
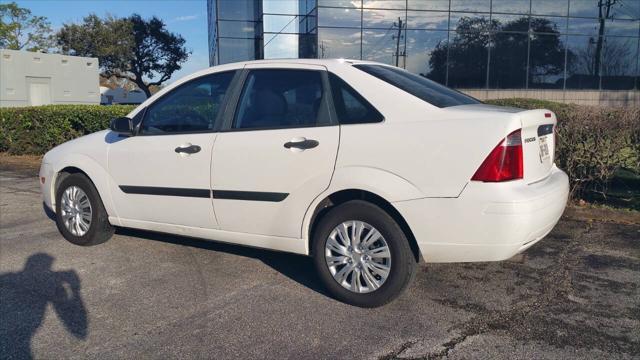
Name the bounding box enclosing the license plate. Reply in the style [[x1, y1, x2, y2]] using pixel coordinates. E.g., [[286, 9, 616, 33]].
[[539, 135, 550, 163]]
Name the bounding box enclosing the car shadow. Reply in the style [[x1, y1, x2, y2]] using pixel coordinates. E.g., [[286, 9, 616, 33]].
[[0, 253, 88, 359], [115, 228, 331, 297]]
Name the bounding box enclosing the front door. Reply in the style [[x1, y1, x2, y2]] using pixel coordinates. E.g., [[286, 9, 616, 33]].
[[108, 71, 236, 228], [211, 64, 339, 238]]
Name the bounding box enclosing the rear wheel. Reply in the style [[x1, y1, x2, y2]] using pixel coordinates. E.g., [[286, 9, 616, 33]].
[[312, 200, 416, 307], [55, 173, 114, 246]]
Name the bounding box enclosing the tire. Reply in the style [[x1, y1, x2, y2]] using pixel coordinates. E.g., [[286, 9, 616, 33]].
[[55, 173, 114, 246], [312, 200, 416, 307]]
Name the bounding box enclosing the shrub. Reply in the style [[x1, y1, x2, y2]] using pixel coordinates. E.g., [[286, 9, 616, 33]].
[[0, 104, 135, 155], [487, 99, 639, 198]]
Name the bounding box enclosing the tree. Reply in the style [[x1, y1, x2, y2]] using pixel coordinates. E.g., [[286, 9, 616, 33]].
[[426, 17, 497, 87], [0, 2, 53, 51], [426, 16, 566, 88], [57, 14, 190, 97]]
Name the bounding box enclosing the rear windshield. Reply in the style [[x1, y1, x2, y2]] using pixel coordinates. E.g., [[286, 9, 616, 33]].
[[353, 64, 481, 108]]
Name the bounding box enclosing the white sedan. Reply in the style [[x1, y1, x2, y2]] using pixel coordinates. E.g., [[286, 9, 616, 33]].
[[40, 59, 569, 307]]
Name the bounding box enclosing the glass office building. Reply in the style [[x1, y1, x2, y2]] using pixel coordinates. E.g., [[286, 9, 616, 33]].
[[208, 0, 640, 91]]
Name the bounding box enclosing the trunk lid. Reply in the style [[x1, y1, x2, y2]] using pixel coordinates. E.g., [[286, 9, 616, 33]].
[[517, 109, 556, 184]]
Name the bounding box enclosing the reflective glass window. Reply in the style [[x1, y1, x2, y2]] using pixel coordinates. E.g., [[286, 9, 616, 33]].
[[218, 38, 258, 64], [449, 13, 494, 32], [264, 33, 300, 58], [218, 20, 259, 38], [528, 33, 567, 89], [318, 6, 362, 27], [318, 27, 362, 58], [568, 17, 600, 36], [263, 0, 301, 15], [407, 0, 450, 11], [450, 0, 491, 12], [570, 0, 640, 20], [491, 0, 531, 15], [218, 0, 258, 20], [601, 36, 638, 90], [362, 29, 399, 64], [529, 16, 567, 33], [496, 14, 530, 32], [363, 0, 405, 9], [263, 14, 300, 33], [363, 9, 405, 29], [566, 35, 600, 89], [446, 29, 490, 88], [407, 11, 449, 30], [318, 0, 361, 8], [531, 0, 568, 17], [489, 32, 528, 88], [604, 19, 639, 37], [404, 30, 449, 83]]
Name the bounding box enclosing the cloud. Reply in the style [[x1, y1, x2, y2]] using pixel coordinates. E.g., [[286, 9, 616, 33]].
[[173, 15, 198, 22]]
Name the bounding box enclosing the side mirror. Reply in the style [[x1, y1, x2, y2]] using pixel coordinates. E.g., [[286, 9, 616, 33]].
[[109, 116, 134, 136]]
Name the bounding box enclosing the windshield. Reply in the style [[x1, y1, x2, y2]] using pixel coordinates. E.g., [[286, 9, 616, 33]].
[[353, 64, 481, 108]]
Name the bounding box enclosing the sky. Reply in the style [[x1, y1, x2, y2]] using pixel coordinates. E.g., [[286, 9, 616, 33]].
[[15, 0, 210, 83]]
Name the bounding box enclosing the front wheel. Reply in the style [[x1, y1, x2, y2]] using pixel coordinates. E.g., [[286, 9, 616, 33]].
[[55, 173, 114, 246], [312, 200, 416, 307]]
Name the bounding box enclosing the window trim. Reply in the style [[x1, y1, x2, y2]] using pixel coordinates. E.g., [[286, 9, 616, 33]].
[[136, 70, 240, 136], [220, 67, 337, 133]]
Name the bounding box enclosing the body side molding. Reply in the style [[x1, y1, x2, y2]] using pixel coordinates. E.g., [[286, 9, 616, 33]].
[[119, 186, 288, 202]]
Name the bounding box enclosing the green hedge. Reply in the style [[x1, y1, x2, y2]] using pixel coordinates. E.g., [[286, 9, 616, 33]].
[[0, 105, 135, 155], [486, 99, 639, 198], [1, 100, 638, 202]]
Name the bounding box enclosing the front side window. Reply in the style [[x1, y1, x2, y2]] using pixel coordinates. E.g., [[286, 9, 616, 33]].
[[141, 71, 235, 135], [234, 69, 325, 130], [329, 73, 384, 124], [353, 64, 481, 108]]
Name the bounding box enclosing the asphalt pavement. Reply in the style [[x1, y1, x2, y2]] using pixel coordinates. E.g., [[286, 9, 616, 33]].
[[1, 168, 639, 359]]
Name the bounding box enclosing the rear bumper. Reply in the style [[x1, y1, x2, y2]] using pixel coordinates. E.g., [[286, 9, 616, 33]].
[[393, 166, 569, 263]]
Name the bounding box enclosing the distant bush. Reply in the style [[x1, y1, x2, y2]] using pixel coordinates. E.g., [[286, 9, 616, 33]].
[[487, 98, 640, 198], [0, 105, 135, 155]]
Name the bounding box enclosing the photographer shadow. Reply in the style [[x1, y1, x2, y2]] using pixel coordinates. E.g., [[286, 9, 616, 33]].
[[0, 253, 87, 359]]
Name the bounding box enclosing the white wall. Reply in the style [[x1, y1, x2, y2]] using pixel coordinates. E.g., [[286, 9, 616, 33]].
[[0, 49, 100, 107]]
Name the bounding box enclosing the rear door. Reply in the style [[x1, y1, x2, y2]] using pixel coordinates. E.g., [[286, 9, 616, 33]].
[[211, 64, 339, 238]]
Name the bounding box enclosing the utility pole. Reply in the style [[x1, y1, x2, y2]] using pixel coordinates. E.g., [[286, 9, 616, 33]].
[[392, 17, 405, 67], [594, 0, 618, 77], [319, 40, 328, 59]]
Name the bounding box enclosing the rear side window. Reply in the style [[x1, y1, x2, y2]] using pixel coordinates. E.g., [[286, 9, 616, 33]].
[[329, 73, 383, 124], [234, 69, 326, 130], [353, 64, 480, 108]]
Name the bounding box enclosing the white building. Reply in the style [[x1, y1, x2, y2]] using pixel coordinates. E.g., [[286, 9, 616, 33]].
[[100, 86, 147, 105], [0, 49, 100, 107]]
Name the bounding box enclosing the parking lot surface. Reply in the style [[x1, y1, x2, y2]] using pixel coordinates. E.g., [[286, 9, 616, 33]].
[[1, 168, 639, 359]]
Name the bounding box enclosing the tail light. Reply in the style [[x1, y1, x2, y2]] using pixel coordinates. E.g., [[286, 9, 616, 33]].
[[471, 129, 523, 182]]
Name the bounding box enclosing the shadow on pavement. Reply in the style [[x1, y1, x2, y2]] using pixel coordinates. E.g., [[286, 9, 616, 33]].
[[116, 228, 330, 297], [0, 253, 88, 360]]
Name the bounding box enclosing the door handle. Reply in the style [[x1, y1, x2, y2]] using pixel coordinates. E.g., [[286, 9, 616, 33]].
[[284, 138, 319, 150], [175, 144, 201, 154]]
